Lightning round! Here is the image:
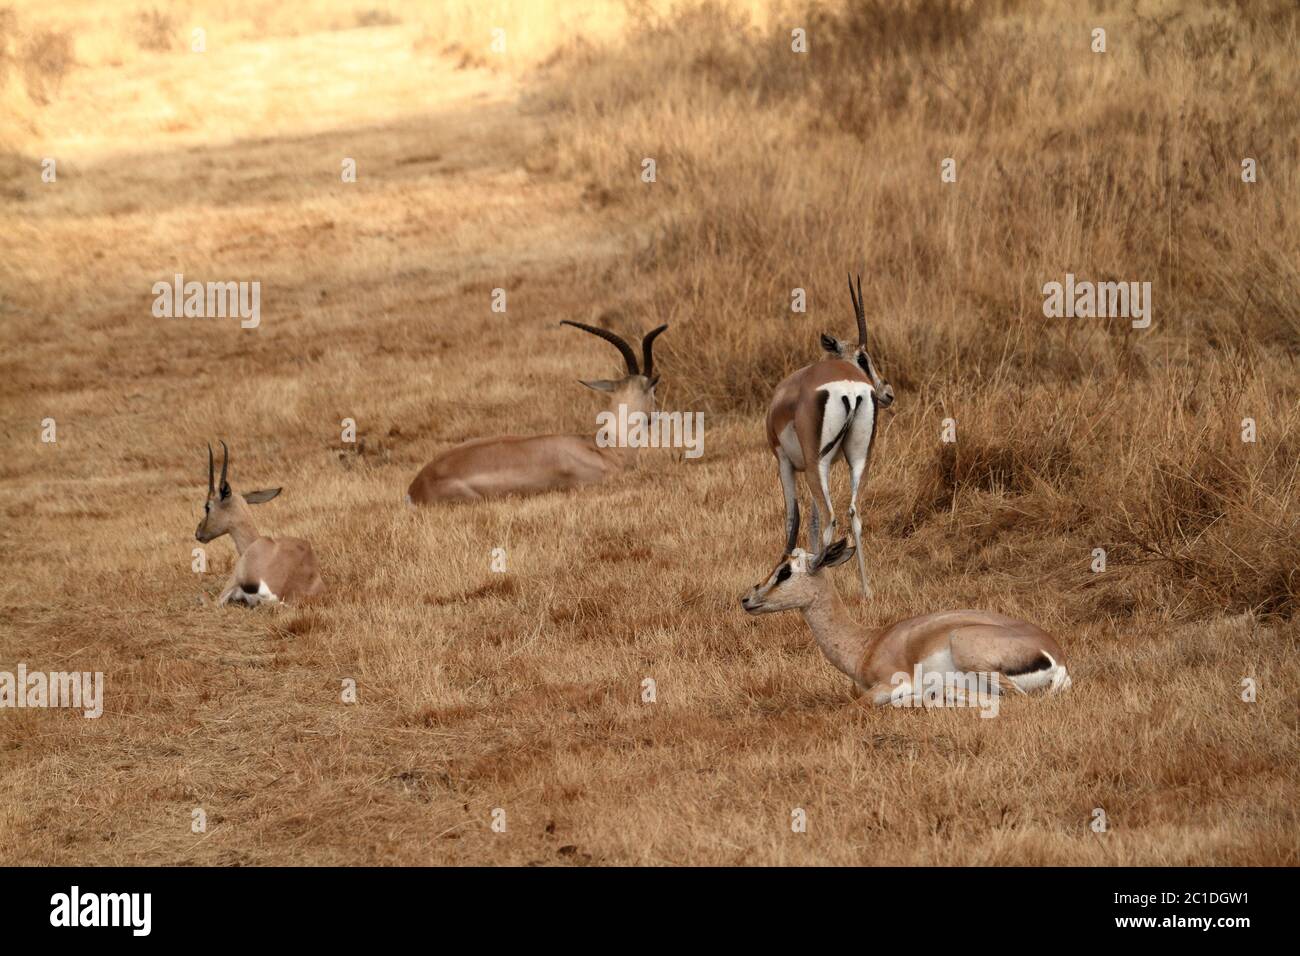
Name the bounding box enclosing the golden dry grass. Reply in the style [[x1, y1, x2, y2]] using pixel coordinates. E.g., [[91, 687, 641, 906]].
[[0, 0, 1297, 865]]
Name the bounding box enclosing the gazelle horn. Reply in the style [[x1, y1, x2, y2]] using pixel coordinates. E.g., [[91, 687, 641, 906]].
[[641, 324, 668, 379], [560, 320, 640, 375], [848, 272, 867, 348]]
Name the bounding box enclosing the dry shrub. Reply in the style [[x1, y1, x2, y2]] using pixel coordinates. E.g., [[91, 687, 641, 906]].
[[0, 7, 15, 86], [903, 433, 1075, 532], [20, 26, 71, 103], [355, 9, 402, 29], [793, 0, 1025, 137], [1104, 370, 1300, 618], [134, 9, 174, 52], [0, 6, 72, 131]]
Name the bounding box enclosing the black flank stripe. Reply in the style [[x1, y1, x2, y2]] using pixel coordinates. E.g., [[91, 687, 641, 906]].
[[820, 393, 857, 458], [1005, 653, 1052, 676]]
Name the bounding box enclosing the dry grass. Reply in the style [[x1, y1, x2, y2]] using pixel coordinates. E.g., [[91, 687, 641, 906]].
[[0, 0, 1297, 865]]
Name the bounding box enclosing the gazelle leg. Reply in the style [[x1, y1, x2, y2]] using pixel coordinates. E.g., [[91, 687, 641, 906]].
[[799, 424, 835, 558], [846, 453, 870, 598], [808, 502, 820, 557], [858, 680, 906, 707], [217, 577, 240, 607], [989, 672, 1026, 696], [814, 454, 836, 554], [777, 451, 800, 556]]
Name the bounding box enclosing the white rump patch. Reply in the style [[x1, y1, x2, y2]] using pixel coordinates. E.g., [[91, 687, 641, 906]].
[[816, 381, 873, 458], [1009, 650, 1070, 694]]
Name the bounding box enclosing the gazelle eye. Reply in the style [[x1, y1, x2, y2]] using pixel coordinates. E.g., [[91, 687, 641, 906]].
[[775, 565, 792, 583], [204, 502, 211, 513]]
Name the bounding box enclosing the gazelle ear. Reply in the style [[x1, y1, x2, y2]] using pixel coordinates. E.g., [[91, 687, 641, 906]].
[[648, 374, 660, 390], [243, 488, 282, 505], [819, 333, 842, 355], [811, 538, 854, 572], [579, 379, 619, 393]]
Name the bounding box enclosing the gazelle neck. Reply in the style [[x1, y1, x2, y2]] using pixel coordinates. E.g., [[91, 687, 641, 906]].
[[799, 584, 870, 682], [227, 510, 262, 555]]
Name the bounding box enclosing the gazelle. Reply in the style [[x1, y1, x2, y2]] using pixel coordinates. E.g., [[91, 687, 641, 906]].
[[740, 539, 1071, 706], [194, 441, 324, 606], [406, 321, 668, 504], [765, 274, 894, 595]]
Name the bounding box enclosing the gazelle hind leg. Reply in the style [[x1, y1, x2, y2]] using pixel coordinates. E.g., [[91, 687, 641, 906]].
[[839, 394, 875, 598], [950, 627, 1065, 696], [777, 451, 800, 556], [845, 453, 869, 598], [808, 503, 820, 557], [814, 455, 836, 555], [989, 671, 1027, 696], [798, 403, 837, 558]]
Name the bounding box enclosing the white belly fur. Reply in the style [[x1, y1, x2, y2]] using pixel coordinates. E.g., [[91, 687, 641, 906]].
[[884, 649, 1072, 704]]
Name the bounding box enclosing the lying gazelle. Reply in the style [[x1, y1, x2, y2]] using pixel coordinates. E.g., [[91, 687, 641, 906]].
[[765, 274, 894, 595], [195, 441, 324, 606], [406, 321, 668, 504], [740, 539, 1071, 705]]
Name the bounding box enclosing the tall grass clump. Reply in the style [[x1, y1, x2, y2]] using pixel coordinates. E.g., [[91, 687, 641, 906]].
[[532, 0, 1300, 619]]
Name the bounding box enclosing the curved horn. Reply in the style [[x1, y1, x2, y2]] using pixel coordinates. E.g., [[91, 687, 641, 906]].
[[560, 320, 639, 375], [848, 272, 867, 348], [641, 324, 668, 379], [207, 443, 215, 495], [219, 440, 230, 494]]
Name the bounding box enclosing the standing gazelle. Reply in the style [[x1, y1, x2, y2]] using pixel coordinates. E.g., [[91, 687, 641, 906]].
[[741, 539, 1072, 705], [765, 274, 894, 595], [406, 321, 668, 504], [195, 441, 324, 606]]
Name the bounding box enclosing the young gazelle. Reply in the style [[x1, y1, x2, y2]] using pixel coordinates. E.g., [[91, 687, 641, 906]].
[[406, 321, 668, 504], [766, 274, 894, 596], [740, 540, 1071, 705], [195, 442, 324, 607]]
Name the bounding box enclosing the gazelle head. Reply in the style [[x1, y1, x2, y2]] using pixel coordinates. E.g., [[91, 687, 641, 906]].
[[820, 273, 895, 408], [560, 320, 668, 417], [740, 538, 856, 614], [195, 441, 282, 543]]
